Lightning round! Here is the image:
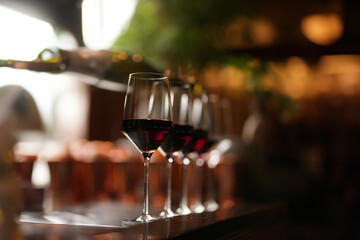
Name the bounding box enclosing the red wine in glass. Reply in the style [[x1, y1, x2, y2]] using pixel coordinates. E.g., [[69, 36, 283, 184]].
[[181, 129, 208, 154], [159, 123, 193, 217], [160, 124, 193, 155], [198, 138, 217, 155], [122, 119, 172, 153]]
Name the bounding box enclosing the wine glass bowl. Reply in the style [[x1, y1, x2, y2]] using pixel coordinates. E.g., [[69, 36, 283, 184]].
[[121, 72, 173, 224], [159, 80, 194, 156]]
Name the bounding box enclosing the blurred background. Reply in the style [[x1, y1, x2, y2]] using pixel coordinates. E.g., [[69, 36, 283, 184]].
[[0, 0, 360, 239]]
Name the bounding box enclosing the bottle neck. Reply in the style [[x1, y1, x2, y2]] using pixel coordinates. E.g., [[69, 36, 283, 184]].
[[0, 48, 161, 85], [59, 49, 111, 78], [0, 59, 61, 72]]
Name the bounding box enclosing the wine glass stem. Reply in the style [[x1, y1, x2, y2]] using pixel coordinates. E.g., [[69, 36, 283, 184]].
[[194, 159, 203, 204], [142, 153, 152, 217], [207, 166, 215, 203], [180, 158, 189, 209], [164, 157, 173, 212]]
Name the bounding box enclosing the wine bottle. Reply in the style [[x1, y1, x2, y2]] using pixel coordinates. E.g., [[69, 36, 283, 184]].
[[0, 48, 160, 86]]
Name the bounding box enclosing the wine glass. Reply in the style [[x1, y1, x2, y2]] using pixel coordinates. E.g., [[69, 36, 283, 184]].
[[190, 90, 220, 213], [204, 94, 226, 212], [177, 88, 209, 214], [159, 79, 193, 218], [121, 72, 173, 224]]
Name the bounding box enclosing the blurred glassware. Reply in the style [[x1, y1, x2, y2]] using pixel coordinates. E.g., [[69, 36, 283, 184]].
[[216, 98, 239, 209], [159, 79, 193, 218], [204, 96, 234, 212], [39, 141, 72, 210], [189, 91, 218, 213], [177, 89, 209, 214]]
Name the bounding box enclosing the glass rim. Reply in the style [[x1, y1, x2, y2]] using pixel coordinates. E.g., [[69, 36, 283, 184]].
[[129, 72, 168, 81]]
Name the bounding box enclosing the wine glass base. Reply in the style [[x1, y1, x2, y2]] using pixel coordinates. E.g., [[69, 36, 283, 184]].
[[204, 201, 219, 212], [122, 214, 157, 226], [159, 209, 176, 218], [190, 202, 206, 213], [176, 206, 191, 215]]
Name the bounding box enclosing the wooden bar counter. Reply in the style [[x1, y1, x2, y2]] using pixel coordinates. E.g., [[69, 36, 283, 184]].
[[19, 201, 287, 239]]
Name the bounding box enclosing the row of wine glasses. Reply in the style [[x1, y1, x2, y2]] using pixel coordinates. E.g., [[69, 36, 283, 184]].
[[158, 78, 193, 217], [121, 72, 227, 224]]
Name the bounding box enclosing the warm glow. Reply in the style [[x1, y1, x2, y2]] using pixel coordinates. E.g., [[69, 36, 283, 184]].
[[317, 55, 360, 96], [337, 73, 360, 95], [318, 55, 360, 74], [301, 13, 343, 45], [202, 62, 223, 91], [131, 54, 143, 62], [202, 63, 248, 95], [220, 66, 247, 90], [222, 17, 275, 48], [284, 57, 313, 99], [250, 18, 276, 46], [270, 57, 314, 99], [269, 54, 360, 99]]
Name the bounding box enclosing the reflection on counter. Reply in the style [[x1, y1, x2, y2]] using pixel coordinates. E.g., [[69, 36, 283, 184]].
[[20, 201, 286, 240]]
